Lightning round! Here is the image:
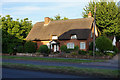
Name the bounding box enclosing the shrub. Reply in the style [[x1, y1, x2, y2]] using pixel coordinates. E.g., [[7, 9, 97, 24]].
[[95, 36, 113, 53], [89, 42, 93, 51], [113, 46, 119, 53], [88, 50, 93, 56], [7, 48, 14, 54], [24, 41, 37, 53], [17, 46, 24, 53], [37, 45, 49, 54], [105, 52, 114, 57], [74, 45, 79, 51], [70, 52, 78, 56], [78, 50, 87, 55], [60, 45, 67, 52], [95, 51, 104, 56]]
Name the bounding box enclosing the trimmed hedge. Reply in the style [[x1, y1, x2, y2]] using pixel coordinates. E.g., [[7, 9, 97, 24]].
[[24, 41, 37, 53], [17, 46, 24, 53], [95, 36, 113, 53], [37, 45, 49, 54]]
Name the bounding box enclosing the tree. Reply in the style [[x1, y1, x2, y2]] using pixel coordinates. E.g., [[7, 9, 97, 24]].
[[82, 1, 120, 38], [1, 15, 32, 53], [95, 36, 113, 53], [51, 14, 68, 21]]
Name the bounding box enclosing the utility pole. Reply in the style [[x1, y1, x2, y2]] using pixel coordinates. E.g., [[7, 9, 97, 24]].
[[93, 4, 96, 60]]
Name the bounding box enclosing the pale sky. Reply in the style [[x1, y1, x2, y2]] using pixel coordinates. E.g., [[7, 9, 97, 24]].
[[0, 0, 119, 24]]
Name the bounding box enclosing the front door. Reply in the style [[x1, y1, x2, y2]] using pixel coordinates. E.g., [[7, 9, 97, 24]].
[[54, 45, 57, 52]]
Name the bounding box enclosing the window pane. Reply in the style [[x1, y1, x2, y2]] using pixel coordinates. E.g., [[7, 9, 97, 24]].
[[67, 43, 74, 49], [80, 42, 86, 49]]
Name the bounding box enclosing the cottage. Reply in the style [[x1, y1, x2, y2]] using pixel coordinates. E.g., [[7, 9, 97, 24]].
[[26, 12, 99, 52]]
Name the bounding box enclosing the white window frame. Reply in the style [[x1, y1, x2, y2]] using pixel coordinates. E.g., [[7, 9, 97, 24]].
[[80, 42, 86, 49], [71, 35, 77, 39], [67, 43, 74, 49], [52, 36, 58, 40]]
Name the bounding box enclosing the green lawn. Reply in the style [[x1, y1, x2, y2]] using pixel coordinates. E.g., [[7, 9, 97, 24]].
[[2, 62, 119, 78], [2, 55, 105, 63]]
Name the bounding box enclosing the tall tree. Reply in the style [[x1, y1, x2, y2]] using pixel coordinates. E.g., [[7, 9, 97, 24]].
[[1, 15, 32, 53], [51, 14, 68, 21], [82, 1, 120, 38]]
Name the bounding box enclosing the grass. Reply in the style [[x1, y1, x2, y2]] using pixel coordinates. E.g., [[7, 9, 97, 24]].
[[2, 62, 119, 78], [2, 55, 105, 63]]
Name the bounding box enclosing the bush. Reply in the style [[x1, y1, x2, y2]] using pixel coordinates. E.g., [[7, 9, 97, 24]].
[[88, 50, 93, 56], [95, 51, 104, 56], [95, 36, 113, 53], [17, 46, 24, 53], [89, 42, 93, 51], [78, 50, 87, 55], [24, 41, 37, 53], [60, 45, 67, 52], [37, 45, 49, 54], [70, 52, 78, 56], [74, 45, 79, 51], [105, 52, 114, 57], [113, 46, 119, 53]]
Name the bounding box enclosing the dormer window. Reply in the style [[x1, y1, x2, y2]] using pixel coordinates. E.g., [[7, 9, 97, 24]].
[[52, 35, 58, 40], [71, 35, 77, 39]]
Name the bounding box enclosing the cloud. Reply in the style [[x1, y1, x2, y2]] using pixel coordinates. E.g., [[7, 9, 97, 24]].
[[3, 2, 87, 16]]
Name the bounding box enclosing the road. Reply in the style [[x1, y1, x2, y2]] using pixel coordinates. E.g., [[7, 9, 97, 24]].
[[2, 68, 85, 78], [2, 59, 119, 70]]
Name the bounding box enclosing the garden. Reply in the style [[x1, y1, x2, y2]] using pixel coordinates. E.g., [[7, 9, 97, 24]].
[[3, 36, 119, 60]]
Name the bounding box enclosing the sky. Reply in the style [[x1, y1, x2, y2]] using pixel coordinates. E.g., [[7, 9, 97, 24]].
[[0, 0, 119, 24]]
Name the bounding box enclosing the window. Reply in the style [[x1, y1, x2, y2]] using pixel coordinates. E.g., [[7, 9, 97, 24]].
[[80, 42, 86, 49], [52, 36, 58, 40], [71, 35, 77, 39], [67, 43, 74, 49]]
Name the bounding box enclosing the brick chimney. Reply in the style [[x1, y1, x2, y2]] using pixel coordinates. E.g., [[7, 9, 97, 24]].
[[44, 17, 50, 25], [88, 12, 92, 17]]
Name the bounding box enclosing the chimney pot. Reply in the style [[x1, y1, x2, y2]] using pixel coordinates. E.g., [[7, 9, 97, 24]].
[[88, 12, 92, 17], [44, 17, 50, 25]]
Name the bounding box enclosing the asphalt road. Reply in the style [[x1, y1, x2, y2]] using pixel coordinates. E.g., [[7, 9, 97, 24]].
[[2, 68, 85, 78], [2, 59, 118, 70]]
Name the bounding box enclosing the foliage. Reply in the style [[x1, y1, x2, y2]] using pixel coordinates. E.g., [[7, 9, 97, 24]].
[[60, 45, 67, 52], [82, 1, 120, 39], [113, 46, 119, 53], [95, 51, 104, 56], [1, 15, 32, 53], [78, 50, 87, 55], [37, 45, 49, 54], [17, 46, 24, 53], [95, 36, 113, 53], [51, 14, 68, 21], [70, 52, 78, 56], [88, 50, 93, 56], [24, 41, 36, 53], [105, 52, 115, 57], [74, 45, 79, 51], [89, 42, 93, 50]]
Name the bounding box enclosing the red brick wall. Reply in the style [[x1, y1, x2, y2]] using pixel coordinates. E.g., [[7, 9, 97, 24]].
[[33, 31, 93, 51], [59, 39, 87, 51]]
